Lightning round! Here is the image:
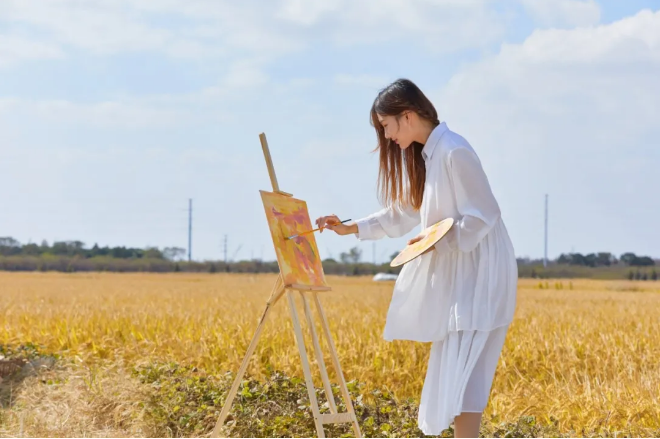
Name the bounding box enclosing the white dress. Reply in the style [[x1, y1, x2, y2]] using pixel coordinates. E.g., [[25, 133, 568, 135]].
[[354, 122, 518, 435]]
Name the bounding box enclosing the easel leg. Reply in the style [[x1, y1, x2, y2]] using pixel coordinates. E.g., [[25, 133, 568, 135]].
[[212, 276, 284, 437], [300, 292, 338, 414], [287, 290, 325, 438], [313, 293, 363, 438]]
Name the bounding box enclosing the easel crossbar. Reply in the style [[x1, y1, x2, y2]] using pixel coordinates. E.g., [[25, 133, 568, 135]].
[[321, 413, 355, 424]]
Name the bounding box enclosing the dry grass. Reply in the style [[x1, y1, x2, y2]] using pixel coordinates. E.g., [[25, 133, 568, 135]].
[[1, 272, 659, 436], [0, 360, 152, 437]]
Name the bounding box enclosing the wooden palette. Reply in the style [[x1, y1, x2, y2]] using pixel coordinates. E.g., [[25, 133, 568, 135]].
[[390, 218, 454, 267]]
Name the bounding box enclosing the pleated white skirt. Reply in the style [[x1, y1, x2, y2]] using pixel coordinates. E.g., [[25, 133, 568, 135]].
[[418, 325, 509, 435]]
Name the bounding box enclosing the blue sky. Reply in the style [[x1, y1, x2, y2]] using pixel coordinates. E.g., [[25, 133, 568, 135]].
[[0, 0, 658, 263]]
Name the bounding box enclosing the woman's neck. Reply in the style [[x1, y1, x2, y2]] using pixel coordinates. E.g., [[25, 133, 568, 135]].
[[414, 121, 436, 145]]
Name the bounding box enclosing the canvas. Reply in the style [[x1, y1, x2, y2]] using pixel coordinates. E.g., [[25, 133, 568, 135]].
[[260, 190, 328, 288]]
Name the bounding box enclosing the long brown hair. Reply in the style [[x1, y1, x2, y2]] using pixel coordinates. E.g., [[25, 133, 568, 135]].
[[370, 78, 439, 211]]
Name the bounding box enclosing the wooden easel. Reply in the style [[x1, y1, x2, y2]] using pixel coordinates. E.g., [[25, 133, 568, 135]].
[[212, 134, 362, 438]]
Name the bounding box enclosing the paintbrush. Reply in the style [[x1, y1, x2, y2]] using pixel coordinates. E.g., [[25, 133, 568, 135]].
[[286, 219, 352, 240]]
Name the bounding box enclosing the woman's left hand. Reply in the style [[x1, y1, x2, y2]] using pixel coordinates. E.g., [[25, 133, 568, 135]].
[[407, 233, 435, 254], [407, 233, 426, 245]]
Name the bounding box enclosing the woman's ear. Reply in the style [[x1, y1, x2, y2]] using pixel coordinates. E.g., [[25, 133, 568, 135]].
[[404, 110, 413, 125]]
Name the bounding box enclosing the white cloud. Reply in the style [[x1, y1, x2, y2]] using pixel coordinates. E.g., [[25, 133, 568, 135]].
[[276, 0, 508, 51], [507, 9, 660, 63], [520, 0, 601, 28], [327, 0, 508, 52], [3, 0, 171, 53], [0, 35, 64, 67], [1, 0, 303, 59], [0, 98, 20, 113], [0, 0, 514, 68], [0, 98, 199, 129], [277, 0, 342, 26], [221, 59, 271, 89], [437, 8, 660, 257], [0, 49, 283, 128], [334, 74, 389, 89]]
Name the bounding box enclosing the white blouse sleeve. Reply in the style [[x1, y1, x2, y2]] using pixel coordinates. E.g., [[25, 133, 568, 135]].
[[435, 146, 501, 254], [354, 203, 421, 241]]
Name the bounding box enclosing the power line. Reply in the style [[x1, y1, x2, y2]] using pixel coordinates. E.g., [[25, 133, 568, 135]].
[[544, 194, 548, 268], [233, 244, 242, 261], [188, 198, 193, 262]]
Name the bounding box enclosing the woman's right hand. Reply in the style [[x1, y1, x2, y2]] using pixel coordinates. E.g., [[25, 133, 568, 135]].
[[315, 214, 358, 236]]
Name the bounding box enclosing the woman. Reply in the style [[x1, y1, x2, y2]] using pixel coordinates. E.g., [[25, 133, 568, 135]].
[[315, 79, 517, 437]]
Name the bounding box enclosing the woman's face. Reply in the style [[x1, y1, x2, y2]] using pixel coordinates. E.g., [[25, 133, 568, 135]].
[[378, 112, 413, 149]]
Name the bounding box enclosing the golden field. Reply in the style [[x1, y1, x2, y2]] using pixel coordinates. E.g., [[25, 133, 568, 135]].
[[1, 272, 659, 437]]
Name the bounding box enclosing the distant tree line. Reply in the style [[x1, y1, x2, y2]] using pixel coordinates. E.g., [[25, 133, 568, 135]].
[[554, 252, 655, 267], [516, 251, 657, 280], [0, 237, 186, 261], [0, 237, 657, 280], [517, 252, 656, 268]]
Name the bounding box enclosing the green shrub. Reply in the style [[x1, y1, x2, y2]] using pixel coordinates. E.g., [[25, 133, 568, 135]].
[[132, 362, 576, 438]]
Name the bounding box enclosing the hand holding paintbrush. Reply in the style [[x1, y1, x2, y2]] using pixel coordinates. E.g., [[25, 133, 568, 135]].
[[312, 214, 358, 237], [287, 216, 353, 240]]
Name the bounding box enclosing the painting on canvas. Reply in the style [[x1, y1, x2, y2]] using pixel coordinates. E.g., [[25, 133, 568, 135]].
[[260, 191, 328, 288]]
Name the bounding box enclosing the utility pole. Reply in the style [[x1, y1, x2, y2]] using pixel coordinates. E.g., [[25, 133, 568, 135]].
[[544, 194, 548, 268], [224, 235, 228, 264], [373, 242, 376, 265], [188, 198, 192, 262]]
